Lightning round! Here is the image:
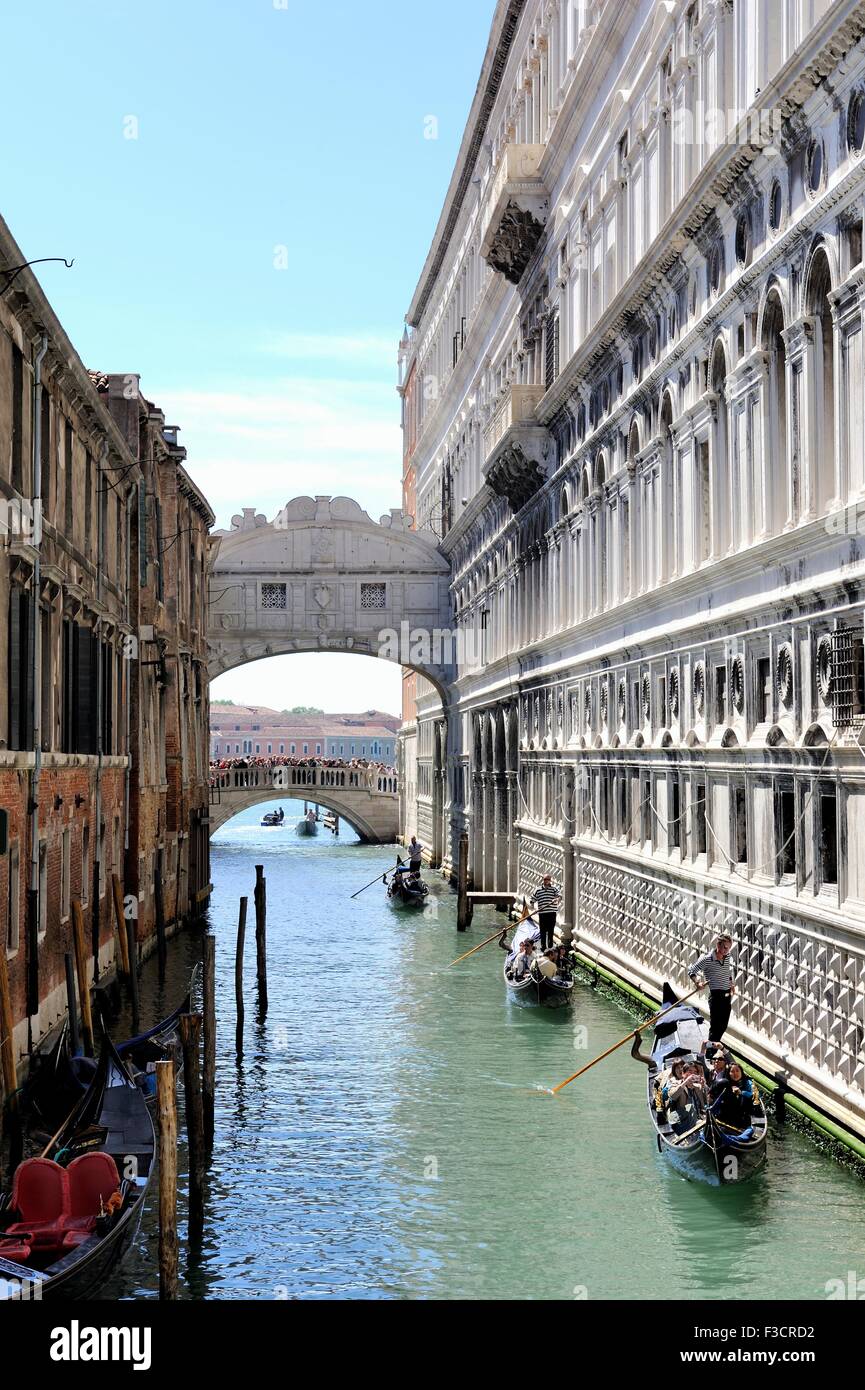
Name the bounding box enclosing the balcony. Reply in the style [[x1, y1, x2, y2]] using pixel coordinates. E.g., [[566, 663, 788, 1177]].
[[480, 145, 549, 285], [482, 385, 551, 512]]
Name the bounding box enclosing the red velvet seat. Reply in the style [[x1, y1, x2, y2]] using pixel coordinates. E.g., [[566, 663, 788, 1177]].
[[0, 1236, 34, 1262], [3, 1158, 70, 1250], [65, 1152, 121, 1232]]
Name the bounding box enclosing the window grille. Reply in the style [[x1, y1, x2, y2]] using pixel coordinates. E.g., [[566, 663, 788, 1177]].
[[831, 627, 864, 726], [545, 312, 560, 388], [360, 583, 386, 609], [261, 583, 287, 610]]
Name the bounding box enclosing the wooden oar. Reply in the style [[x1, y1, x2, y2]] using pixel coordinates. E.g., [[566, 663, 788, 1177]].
[[548, 984, 704, 1095], [447, 901, 533, 968], [350, 856, 402, 900]]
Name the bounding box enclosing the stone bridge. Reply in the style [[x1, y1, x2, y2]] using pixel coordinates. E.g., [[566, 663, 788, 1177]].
[[207, 495, 454, 698], [208, 763, 399, 842]]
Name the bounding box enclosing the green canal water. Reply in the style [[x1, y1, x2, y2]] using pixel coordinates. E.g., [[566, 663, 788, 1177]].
[[105, 801, 865, 1300]]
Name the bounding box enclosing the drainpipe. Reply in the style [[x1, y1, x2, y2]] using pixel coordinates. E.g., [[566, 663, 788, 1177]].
[[27, 333, 48, 1041], [92, 440, 108, 977]]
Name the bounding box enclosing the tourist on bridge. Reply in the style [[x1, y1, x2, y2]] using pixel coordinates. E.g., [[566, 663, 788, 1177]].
[[408, 836, 423, 872], [688, 932, 736, 1043], [530, 873, 561, 951]]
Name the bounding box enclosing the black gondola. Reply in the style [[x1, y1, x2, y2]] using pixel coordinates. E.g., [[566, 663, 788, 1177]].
[[0, 1034, 154, 1300], [645, 983, 768, 1185], [27, 970, 197, 1127], [503, 918, 574, 1007], [387, 868, 429, 907]]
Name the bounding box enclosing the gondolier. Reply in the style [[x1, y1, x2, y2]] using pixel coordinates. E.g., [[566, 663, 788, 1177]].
[[688, 932, 736, 1042], [408, 836, 423, 872], [530, 873, 561, 950]]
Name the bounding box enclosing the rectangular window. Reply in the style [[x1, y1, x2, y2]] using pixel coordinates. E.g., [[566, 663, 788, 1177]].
[[618, 772, 628, 841], [658, 676, 667, 730], [40, 606, 52, 751], [279, 744, 284, 754], [777, 786, 796, 877], [8, 582, 34, 751], [11, 344, 24, 493], [734, 786, 748, 864], [715, 665, 727, 725], [64, 420, 74, 535], [61, 828, 71, 920], [757, 657, 772, 722], [819, 787, 838, 887], [290, 743, 295, 754], [671, 776, 681, 850], [261, 583, 287, 609], [695, 783, 707, 855], [360, 583, 387, 609], [316, 743, 321, 754], [38, 839, 48, 939], [641, 777, 652, 845], [6, 841, 20, 954], [303, 743, 308, 754], [40, 387, 51, 518], [84, 452, 93, 557], [82, 824, 90, 907]]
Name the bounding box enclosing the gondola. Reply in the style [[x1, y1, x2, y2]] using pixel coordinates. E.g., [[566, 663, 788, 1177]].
[[503, 917, 574, 1008], [387, 868, 429, 907], [645, 983, 768, 1185], [261, 809, 285, 827], [26, 968, 197, 1127], [295, 816, 318, 836], [0, 1033, 155, 1300]]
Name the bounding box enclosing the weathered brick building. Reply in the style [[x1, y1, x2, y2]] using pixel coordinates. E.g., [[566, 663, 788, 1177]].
[[0, 212, 213, 1093]]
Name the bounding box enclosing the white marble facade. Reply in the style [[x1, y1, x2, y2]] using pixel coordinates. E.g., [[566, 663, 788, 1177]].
[[400, 0, 865, 1130]]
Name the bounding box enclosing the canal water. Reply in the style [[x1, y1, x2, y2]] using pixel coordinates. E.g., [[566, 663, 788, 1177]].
[[106, 799, 865, 1300]]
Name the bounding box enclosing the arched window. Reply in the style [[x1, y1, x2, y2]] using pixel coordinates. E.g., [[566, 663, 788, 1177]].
[[761, 288, 789, 534], [806, 248, 836, 514]]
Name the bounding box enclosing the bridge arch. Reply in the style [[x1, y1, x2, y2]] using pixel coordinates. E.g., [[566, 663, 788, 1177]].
[[207, 496, 455, 701], [209, 764, 399, 841]]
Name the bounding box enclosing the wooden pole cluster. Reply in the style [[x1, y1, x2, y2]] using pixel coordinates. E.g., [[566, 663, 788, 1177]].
[[179, 1013, 206, 1245], [254, 865, 268, 1013], [155, 1059, 178, 1300], [71, 900, 94, 1056], [235, 896, 247, 1059], [202, 934, 216, 1153]]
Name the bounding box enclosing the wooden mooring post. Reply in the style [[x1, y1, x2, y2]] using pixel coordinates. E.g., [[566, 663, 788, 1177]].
[[180, 1013, 205, 1245], [64, 952, 81, 1057], [71, 900, 95, 1056], [456, 833, 472, 931], [202, 934, 216, 1152], [235, 896, 247, 1059], [156, 1058, 178, 1300], [254, 865, 268, 1012], [126, 917, 140, 1035], [111, 874, 130, 980]]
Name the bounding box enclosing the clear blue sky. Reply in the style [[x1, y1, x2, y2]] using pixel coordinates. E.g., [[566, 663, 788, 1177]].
[[0, 0, 493, 528], [0, 0, 495, 715]]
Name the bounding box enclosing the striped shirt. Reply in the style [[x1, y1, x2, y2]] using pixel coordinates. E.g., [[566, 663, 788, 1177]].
[[688, 950, 734, 991], [531, 883, 561, 915]]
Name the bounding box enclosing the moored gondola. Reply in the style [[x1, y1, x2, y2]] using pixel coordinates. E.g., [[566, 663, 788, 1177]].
[[0, 1034, 155, 1300], [503, 917, 574, 1008], [26, 969, 198, 1126], [644, 983, 767, 1185]]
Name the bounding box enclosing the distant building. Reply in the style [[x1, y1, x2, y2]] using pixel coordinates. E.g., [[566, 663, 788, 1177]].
[[209, 706, 399, 763]]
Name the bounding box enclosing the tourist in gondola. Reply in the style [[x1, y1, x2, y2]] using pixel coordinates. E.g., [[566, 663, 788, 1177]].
[[508, 935, 536, 981], [687, 931, 736, 1043], [709, 1062, 755, 1130], [530, 873, 561, 951]]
